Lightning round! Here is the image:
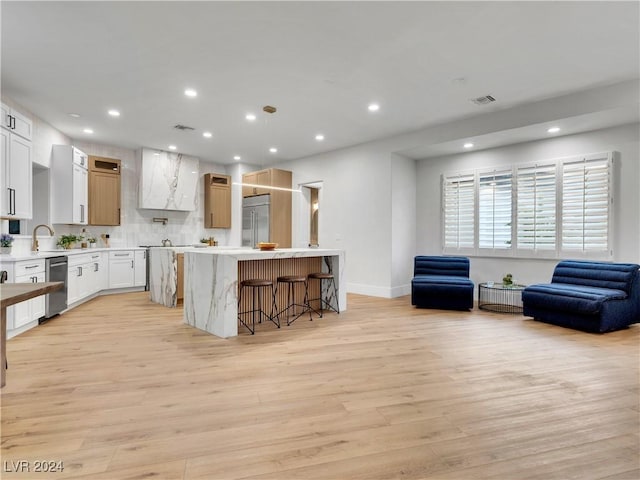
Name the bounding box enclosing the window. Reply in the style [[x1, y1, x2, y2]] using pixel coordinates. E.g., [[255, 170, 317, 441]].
[[516, 163, 557, 252], [561, 154, 611, 255], [443, 173, 474, 250], [479, 169, 512, 250], [441, 152, 613, 259]]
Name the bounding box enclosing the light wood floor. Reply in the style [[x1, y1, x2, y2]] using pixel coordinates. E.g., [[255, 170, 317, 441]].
[[1, 292, 638, 480]]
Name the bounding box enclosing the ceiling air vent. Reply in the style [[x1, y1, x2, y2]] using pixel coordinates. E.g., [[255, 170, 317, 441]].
[[173, 124, 195, 131], [470, 95, 496, 106]]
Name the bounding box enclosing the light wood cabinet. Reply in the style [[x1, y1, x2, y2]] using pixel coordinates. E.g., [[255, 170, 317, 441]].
[[204, 173, 231, 228], [89, 156, 121, 226], [242, 168, 292, 247]]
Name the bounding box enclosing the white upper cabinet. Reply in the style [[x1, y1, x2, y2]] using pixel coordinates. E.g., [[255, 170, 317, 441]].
[[2, 102, 32, 141], [51, 145, 88, 225], [1, 103, 33, 219], [138, 148, 199, 211]]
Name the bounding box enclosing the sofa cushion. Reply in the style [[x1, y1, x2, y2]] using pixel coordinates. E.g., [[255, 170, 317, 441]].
[[522, 283, 627, 315], [551, 261, 639, 294], [414, 256, 470, 278], [412, 275, 474, 287]]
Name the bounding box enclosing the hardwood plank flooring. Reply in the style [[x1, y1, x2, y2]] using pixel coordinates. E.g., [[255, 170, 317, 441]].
[[1, 292, 638, 479]]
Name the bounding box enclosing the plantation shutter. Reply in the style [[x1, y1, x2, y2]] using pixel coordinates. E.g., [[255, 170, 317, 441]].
[[478, 169, 512, 250], [443, 173, 475, 250], [516, 163, 556, 251], [561, 154, 611, 253]]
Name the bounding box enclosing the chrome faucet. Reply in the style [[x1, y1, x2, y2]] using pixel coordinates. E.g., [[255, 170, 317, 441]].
[[32, 224, 55, 252]]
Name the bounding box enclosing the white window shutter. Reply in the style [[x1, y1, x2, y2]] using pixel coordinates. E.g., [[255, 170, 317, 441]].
[[561, 153, 611, 255], [516, 163, 557, 251], [443, 173, 475, 250], [478, 169, 512, 250]]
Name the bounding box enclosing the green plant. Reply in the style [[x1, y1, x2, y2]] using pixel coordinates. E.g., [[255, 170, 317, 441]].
[[200, 237, 209, 243], [57, 234, 80, 249], [502, 273, 513, 286], [0, 233, 14, 247], [87, 236, 97, 243]]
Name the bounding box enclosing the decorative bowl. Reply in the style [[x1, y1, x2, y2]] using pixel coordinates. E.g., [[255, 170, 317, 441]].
[[257, 242, 278, 251]]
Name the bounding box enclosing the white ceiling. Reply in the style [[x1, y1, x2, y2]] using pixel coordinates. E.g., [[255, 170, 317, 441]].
[[1, 1, 638, 165]]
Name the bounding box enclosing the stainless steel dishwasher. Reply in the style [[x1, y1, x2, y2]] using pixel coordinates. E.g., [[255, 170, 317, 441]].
[[43, 256, 68, 321]]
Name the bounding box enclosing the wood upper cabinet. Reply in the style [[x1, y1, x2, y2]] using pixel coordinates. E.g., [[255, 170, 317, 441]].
[[89, 155, 121, 226], [242, 168, 292, 247], [204, 173, 231, 229]]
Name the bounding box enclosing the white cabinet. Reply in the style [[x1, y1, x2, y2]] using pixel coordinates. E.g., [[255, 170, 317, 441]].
[[67, 252, 106, 305], [51, 145, 88, 225], [1, 107, 33, 219], [2, 103, 33, 141], [108, 251, 135, 288], [134, 250, 146, 287], [5, 259, 46, 332]]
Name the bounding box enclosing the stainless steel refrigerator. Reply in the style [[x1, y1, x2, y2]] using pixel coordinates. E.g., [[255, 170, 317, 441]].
[[242, 194, 270, 247]]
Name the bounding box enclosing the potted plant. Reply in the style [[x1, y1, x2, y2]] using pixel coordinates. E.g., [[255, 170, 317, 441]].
[[0, 233, 14, 254], [200, 237, 209, 244], [502, 273, 513, 286], [88, 236, 97, 248], [57, 234, 80, 250]]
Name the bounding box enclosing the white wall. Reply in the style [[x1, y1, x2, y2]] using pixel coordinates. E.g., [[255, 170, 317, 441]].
[[390, 153, 416, 296], [416, 123, 640, 289], [275, 144, 394, 297]]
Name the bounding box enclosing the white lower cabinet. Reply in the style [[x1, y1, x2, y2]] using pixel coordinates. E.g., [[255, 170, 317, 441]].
[[6, 260, 46, 332], [67, 252, 106, 305], [108, 251, 135, 288]]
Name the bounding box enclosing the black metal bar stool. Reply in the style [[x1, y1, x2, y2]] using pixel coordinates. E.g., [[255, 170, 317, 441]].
[[276, 275, 311, 326], [237, 279, 279, 334], [307, 272, 340, 318]]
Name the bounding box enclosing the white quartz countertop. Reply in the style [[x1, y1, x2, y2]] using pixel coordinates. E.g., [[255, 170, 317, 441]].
[[0, 247, 146, 263], [185, 247, 343, 260]]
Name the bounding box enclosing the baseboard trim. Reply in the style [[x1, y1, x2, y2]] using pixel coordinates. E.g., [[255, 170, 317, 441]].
[[347, 283, 411, 299]]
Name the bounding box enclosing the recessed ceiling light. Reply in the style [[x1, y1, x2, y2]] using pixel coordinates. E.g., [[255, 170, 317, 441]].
[[368, 103, 380, 112], [463, 143, 474, 149], [69, 113, 81, 118], [168, 145, 177, 150], [547, 126, 561, 133], [108, 109, 120, 117], [202, 131, 212, 138], [269, 147, 278, 153], [245, 113, 257, 121], [184, 88, 197, 97], [233, 155, 241, 161], [83, 128, 94, 134], [315, 134, 325, 141]]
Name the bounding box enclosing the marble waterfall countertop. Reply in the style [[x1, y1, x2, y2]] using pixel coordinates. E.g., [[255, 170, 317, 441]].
[[183, 247, 346, 338]]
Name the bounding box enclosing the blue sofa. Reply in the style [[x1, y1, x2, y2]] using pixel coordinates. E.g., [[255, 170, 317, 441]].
[[411, 256, 474, 310], [522, 260, 640, 333]]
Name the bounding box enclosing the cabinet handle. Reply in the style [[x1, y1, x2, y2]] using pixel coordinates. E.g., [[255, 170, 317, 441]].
[[11, 188, 16, 215], [25, 265, 39, 269], [5, 115, 11, 129], [94, 263, 99, 272], [8, 188, 15, 215], [78, 266, 83, 277], [80, 204, 85, 223], [10, 115, 15, 130], [31, 276, 36, 283], [114, 253, 129, 257], [131, 260, 134, 269], [118, 208, 121, 224]]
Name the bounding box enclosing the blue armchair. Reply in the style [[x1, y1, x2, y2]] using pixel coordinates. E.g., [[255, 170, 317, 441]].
[[411, 256, 474, 310], [522, 260, 640, 333]]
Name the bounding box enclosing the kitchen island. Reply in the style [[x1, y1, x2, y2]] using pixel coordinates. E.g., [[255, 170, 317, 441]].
[[184, 248, 345, 338]]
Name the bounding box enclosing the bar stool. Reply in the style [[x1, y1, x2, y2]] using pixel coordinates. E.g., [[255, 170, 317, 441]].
[[237, 279, 279, 334], [276, 275, 312, 326], [307, 272, 340, 318]]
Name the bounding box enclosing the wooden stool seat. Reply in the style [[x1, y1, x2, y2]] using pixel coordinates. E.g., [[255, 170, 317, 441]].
[[277, 275, 306, 283], [308, 272, 333, 280], [241, 279, 274, 287]]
